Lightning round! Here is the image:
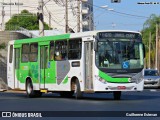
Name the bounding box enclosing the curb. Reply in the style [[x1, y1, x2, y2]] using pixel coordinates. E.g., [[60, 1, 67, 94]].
[[4, 90, 26, 93], [0, 89, 7, 92]]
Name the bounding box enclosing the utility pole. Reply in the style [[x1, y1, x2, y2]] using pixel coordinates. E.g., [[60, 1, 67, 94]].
[[17, 0, 19, 24], [65, 0, 68, 33], [77, 0, 80, 32], [17, 0, 19, 13], [10, 0, 11, 18], [149, 32, 151, 69], [49, 12, 51, 30], [155, 23, 158, 69], [158, 24, 160, 71], [1, 3, 5, 31], [38, 0, 44, 36]]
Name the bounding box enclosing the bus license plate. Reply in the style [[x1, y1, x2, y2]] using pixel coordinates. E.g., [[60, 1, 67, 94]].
[[117, 86, 126, 90]]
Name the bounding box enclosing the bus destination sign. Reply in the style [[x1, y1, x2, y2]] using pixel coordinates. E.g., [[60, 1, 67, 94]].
[[98, 32, 140, 39]]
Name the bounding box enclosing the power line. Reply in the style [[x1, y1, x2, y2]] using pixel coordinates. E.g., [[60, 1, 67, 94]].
[[44, 6, 65, 27], [44, 0, 52, 6], [44, 5, 64, 23], [111, 10, 149, 19], [52, 0, 65, 7], [86, 2, 150, 19], [44, 10, 64, 24]]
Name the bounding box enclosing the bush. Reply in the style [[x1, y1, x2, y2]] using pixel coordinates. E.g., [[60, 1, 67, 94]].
[[0, 43, 6, 49]]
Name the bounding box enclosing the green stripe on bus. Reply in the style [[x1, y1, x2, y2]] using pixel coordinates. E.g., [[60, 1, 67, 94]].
[[63, 76, 68, 84], [14, 34, 71, 44], [99, 70, 129, 83], [45, 61, 56, 84]]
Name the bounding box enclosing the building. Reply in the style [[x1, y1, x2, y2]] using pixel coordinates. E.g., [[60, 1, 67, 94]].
[[0, 0, 94, 33]]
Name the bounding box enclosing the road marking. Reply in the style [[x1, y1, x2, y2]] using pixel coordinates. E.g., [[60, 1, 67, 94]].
[[150, 89, 157, 92]]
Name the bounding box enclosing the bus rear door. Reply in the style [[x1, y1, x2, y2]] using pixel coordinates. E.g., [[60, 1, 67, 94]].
[[7, 44, 15, 89]]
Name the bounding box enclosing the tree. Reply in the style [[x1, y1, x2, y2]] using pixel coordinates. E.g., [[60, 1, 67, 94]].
[[141, 14, 160, 68], [5, 10, 50, 30], [0, 43, 6, 50]]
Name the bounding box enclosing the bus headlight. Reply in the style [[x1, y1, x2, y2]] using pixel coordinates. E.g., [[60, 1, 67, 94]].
[[128, 78, 131, 82], [130, 77, 142, 83], [130, 72, 143, 84]]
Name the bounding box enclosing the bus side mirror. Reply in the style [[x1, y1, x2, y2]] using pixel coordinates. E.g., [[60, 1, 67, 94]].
[[143, 44, 146, 58]]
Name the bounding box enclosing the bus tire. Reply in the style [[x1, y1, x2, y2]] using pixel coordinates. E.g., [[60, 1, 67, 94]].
[[74, 80, 82, 99], [26, 80, 35, 98], [113, 91, 121, 100]]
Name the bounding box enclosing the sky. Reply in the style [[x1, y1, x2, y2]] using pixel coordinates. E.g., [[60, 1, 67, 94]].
[[0, 0, 159, 32], [93, 0, 160, 31]]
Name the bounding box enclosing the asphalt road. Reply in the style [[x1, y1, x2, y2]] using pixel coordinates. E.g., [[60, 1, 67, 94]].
[[0, 89, 160, 120]]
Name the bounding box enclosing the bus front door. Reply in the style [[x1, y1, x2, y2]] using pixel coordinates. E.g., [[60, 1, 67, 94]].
[[84, 42, 93, 91], [40, 46, 49, 89]]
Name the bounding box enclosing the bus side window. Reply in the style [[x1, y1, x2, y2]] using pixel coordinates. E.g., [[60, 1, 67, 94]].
[[68, 39, 82, 60], [54, 40, 67, 61], [22, 44, 29, 62], [49, 42, 54, 60], [29, 43, 38, 62], [9, 45, 13, 63]]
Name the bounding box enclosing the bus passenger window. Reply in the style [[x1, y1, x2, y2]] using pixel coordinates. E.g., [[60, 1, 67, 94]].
[[55, 52, 62, 60], [54, 40, 67, 61], [30, 43, 38, 62], [68, 39, 82, 60], [49, 42, 54, 60], [22, 44, 29, 62]]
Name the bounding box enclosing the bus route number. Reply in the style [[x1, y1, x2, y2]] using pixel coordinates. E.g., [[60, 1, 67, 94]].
[[99, 32, 136, 39]]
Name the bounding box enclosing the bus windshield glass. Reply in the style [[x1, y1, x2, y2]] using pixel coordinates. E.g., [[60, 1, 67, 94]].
[[96, 32, 144, 70]]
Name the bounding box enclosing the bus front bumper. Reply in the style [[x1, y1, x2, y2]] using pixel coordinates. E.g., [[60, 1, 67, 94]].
[[94, 81, 144, 92]]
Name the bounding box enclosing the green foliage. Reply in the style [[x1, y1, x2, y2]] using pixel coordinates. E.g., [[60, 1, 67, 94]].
[[141, 14, 160, 68], [0, 43, 6, 49], [5, 10, 50, 30]]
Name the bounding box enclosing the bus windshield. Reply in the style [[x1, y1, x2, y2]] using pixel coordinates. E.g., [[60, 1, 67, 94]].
[[96, 38, 144, 70]]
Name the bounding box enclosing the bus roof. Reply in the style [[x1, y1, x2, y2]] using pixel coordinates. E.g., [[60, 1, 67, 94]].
[[70, 30, 141, 38], [10, 30, 141, 45]]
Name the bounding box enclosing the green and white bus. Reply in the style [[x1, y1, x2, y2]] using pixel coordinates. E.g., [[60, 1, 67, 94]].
[[7, 30, 145, 100]]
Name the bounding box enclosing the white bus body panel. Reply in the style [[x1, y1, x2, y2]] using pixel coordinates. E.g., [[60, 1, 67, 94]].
[[7, 41, 15, 89], [93, 67, 144, 92]]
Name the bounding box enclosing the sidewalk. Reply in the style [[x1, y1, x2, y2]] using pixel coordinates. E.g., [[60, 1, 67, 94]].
[[0, 89, 7, 92], [4, 89, 26, 93], [0, 78, 8, 90], [0, 79, 25, 93]]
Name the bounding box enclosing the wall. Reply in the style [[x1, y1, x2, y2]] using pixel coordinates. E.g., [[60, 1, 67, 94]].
[[0, 31, 28, 88]]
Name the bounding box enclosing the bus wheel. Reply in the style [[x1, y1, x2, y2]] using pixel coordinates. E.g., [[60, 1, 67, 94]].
[[26, 80, 35, 98], [74, 80, 82, 99], [113, 91, 121, 100]]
